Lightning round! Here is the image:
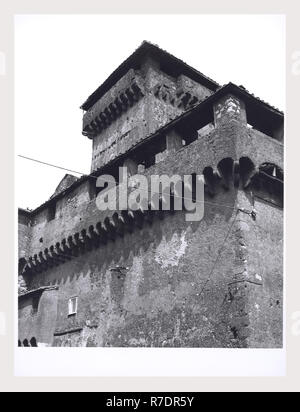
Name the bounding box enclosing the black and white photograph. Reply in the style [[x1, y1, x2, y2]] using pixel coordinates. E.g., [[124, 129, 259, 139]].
[[16, 14, 284, 353]]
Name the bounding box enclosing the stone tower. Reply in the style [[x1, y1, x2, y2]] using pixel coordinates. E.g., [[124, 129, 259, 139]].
[[81, 41, 218, 172], [18, 42, 284, 348]]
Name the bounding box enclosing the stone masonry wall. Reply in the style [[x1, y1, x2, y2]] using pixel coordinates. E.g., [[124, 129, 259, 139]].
[[19, 288, 59, 345], [25, 189, 244, 347], [20, 185, 283, 348], [88, 61, 214, 172], [238, 192, 283, 348], [18, 212, 31, 259]]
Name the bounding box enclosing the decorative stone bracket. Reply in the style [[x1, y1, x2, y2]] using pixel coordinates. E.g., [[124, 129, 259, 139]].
[[153, 84, 200, 110], [83, 75, 145, 138]]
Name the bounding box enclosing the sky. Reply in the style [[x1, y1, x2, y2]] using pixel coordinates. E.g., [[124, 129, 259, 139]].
[[15, 14, 285, 210]]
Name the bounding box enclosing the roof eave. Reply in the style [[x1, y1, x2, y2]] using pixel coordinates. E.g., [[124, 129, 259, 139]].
[[18, 286, 59, 301], [80, 41, 220, 111]]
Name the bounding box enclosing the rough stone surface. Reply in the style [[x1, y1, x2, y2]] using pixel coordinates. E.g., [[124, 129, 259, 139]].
[[88, 58, 214, 172]]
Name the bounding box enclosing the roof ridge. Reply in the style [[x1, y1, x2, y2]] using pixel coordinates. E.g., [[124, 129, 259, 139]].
[[80, 41, 220, 110]]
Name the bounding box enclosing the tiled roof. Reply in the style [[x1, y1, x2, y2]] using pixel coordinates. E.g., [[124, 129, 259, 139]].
[[80, 40, 221, 111], [237, 84, 283, 115]]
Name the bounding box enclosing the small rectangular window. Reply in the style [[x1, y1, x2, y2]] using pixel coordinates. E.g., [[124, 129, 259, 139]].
[[68, 297, 78, 316]]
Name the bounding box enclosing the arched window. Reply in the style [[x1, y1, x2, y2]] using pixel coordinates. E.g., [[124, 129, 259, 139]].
[[23, 339, 29, 347], [18, 340, 22, 347]]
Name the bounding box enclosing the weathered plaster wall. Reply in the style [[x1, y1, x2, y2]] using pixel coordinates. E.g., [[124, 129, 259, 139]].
[[21, 187, 283, 348], [241, 195, 283, 348], [26, 188, 252, 348]]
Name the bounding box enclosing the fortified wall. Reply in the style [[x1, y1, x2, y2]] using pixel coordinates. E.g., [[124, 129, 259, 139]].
[[18, 42, 284, 348]]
